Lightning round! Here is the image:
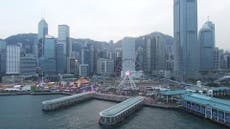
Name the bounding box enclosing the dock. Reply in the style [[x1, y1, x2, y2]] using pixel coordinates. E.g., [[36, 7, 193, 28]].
[[42, 92, 92, 111], [181, 93, 230, 127], [99, 96, 144, 126]]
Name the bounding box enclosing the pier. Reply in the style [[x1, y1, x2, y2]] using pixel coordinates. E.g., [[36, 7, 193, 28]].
[[42, 92, 92, 111], [99, 96, 144, 126], [181, 93, 230, 127]]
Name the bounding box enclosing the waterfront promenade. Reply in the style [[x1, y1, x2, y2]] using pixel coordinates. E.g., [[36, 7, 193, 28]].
[[0, 91, 178, 109], [0, 91, 71, 96], [93, 93, 178, 109]]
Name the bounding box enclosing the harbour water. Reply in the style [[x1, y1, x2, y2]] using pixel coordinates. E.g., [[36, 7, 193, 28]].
[[0, 95, 228, 129]]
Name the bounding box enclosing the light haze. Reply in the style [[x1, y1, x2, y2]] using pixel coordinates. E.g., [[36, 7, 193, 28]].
[[0, 0, 230, 49]]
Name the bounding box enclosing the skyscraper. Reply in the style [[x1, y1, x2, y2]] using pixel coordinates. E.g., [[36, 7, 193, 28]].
[[174, 0, 199, 80], [199, 20, 215, 71], [144, 36, 156, 74], [37, 19, 48, 58], [121, 37, 136, 77], [38, 19, 48, 40], [20, 54, 37, 75], [6, 44, 20, 75], [40, 36, 56, 74], [143, 32, 173, 76], [56, 43, 65, 74], [0, 40, 6, 75], [96, 58, 114, 75], [58, 25, 71, 73]]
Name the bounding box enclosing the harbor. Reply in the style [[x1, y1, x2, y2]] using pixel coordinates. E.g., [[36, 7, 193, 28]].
[[40, 91, 230, 127], [1, 95, 227, 129]]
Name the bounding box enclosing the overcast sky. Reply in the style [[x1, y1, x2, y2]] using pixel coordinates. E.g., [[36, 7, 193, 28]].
[[0, 0, 230, 49]]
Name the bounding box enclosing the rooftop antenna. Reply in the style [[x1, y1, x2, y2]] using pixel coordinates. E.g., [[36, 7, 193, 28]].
[[207, 16, 210, 21], [41, 8, 46, 20]]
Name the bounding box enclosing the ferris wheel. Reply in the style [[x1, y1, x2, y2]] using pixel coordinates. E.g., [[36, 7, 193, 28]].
[[116, 58, 143, 90], [114, 58, 143, 77]]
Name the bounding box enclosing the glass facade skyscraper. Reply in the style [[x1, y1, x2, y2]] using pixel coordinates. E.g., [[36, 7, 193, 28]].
[[121, 37, 136, 77], [174, 0, 199, 80], [38, 19, 48, 40], [56, 43, 65, 74], [58, 25, 71, 73], [199, 21, 215, 71], [40, 36, 56, 74], [37, 19, 48, 58]]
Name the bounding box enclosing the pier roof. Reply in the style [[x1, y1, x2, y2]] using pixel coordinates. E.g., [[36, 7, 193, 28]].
[[100, 96, 144, 117], [209, 87, 230, 91], [42, 92, 90, 105], [183, 94, 230, 113], [160, 90, 187, 96]]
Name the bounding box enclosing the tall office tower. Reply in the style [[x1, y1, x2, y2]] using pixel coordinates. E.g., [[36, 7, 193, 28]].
[[0, 40, 6, 74], [136, 46, 144, 71], [144, 33, 167, 75], [56, 43, 65, 74], [40, 36, 56, 74], [218, 49, 226, 69], [80, 43, 90, 65], [89, 44, 95, 75], [144, 36, 156, 74], [6, 44, 20, 75], [79, 64, 89, 77], [214, 47, 220, 70], [37, 19, 48, 58], [20, 54, 37, 75], [68, 57, 78, 75], [213, 48, 227, 70], [121, 37, 136, 78], [58, 25, 71, 73], [199, 20, 215, 71], [155, 34, 167, 73], [114, 47, 122, 76], [165, 36, 174, 72], [96, 58, 114, 75], [174, 0, 199, 80]]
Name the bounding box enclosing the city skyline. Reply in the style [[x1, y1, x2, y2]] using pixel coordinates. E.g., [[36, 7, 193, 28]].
[[0, 0, 230, 50]]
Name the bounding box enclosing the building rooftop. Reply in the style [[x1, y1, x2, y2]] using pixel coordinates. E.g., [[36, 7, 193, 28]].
[[183, 94, 230, 113], [99, 96, 144, 117], [160, 90, 188, 96], [42, 92, 90, 105]]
